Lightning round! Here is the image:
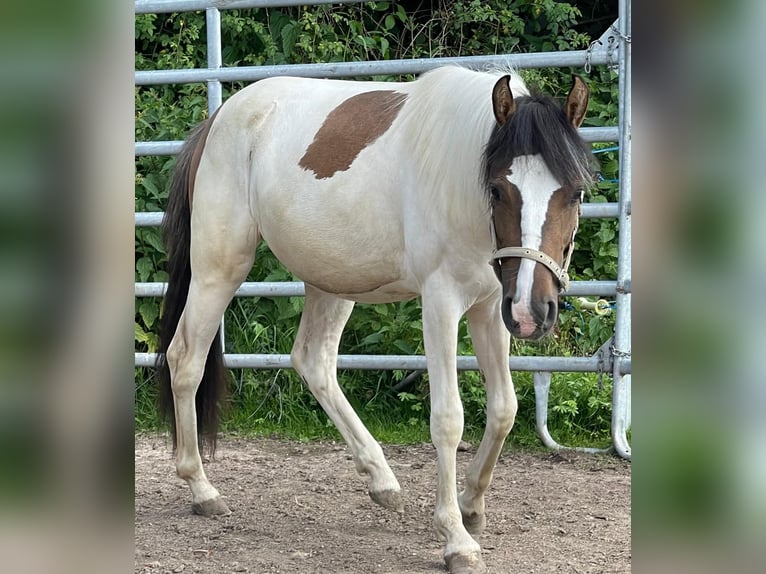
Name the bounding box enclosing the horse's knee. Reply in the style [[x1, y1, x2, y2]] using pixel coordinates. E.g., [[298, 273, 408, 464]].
[[430, 406, 464, 449], [488, 390, 517, 437]]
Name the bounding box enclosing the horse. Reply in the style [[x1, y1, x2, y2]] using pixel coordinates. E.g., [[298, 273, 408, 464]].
[[156, 65, 594, 574]]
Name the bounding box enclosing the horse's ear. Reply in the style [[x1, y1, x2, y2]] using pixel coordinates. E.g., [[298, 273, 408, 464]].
[[492, 75, 516, 126], [565, 75, 589, 128]]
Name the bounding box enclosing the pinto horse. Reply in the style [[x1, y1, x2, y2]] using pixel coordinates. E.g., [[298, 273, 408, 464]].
[[157, 66, 594, 574]]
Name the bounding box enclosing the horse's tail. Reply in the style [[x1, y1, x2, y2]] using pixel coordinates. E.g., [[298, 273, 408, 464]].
[[156, 112, 227, 455]]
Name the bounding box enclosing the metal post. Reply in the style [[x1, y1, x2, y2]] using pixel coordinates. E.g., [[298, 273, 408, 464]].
[[611, 0, 632, 461], [206, 7, 225, 346], [206, 8, 223, 113], [533, 372, 612, 454]]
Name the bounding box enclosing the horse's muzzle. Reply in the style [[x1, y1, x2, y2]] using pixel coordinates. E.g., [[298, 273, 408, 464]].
[[501, 293, 558, 340]]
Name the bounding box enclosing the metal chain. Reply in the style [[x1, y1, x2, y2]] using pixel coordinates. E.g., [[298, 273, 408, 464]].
[[608, 23, 630, 71], [609, 343, 632, 358], [610, 23, 632, 44], [584, 38, 602, 74], [586, 23, 629, 74], [595, 340, 608, 391]]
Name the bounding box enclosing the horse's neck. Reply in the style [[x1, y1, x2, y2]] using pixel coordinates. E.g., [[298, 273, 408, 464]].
[[400, 70, 503, 234]]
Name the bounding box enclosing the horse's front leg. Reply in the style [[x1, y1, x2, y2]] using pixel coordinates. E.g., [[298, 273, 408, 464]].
[[458, 292, 517, 535], [291, 285, 402, 512], [422, 285, 485, 574]]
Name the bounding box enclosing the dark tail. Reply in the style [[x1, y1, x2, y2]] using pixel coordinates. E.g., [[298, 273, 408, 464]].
[[156, 112, 227, 455]]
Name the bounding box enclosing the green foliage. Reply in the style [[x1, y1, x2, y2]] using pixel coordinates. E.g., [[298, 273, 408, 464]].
[[135, 2, 621, 448]]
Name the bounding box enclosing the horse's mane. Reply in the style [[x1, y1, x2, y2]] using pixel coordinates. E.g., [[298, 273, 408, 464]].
[[399, 66, 528, 231]]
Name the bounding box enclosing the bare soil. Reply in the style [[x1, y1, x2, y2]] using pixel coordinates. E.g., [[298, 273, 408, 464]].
[[135, 434, 630, 573]]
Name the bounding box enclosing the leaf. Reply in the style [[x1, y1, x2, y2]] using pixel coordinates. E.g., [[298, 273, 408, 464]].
[[393, 339, 414, 354], [281, 22, 298, 55], [139, 300, 160, 329], [141, 174, 161, 199], [136, 256, 154, 282], [361, 332, 383, 346], [588, 315, 603, 336], [142, 230, 166, 254], [597, 225, 615, 244], [135, 322, 148, 343]]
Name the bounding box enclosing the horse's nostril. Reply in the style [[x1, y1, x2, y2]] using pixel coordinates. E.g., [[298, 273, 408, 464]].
[[501, 294, 513, 328], [535, 296, 557, 327], [546, 298, 557, 322]]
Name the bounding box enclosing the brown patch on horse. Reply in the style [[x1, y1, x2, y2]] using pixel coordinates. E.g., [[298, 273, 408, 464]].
[[299, 90, 407, 179], [187, 108, 221, 203]]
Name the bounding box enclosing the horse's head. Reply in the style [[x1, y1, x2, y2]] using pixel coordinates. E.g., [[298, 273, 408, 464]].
[[485, 75, 595, 340]]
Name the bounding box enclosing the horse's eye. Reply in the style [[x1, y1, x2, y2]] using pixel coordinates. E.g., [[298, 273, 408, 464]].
[[490, 185, 502, 202], [571, 188, 584, 205]]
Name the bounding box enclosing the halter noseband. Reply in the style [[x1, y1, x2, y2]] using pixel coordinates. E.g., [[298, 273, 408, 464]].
[[489, 215, 577, 293]]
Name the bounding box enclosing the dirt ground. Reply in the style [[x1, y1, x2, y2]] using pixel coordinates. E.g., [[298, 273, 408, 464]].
[[135, 434, 630, 574]]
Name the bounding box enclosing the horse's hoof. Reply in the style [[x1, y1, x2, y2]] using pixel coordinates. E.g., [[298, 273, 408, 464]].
[[369, 488, 404, 513], [462, 511, 487, 536], [445, 551, 486, 574], [192, 496, 230, 517]]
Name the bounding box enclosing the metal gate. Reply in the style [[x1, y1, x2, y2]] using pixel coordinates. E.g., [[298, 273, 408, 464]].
[[134, 0, 632, 459]]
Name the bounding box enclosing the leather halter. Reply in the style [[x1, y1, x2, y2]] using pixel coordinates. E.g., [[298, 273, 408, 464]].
[[488, 210, 579, 293]]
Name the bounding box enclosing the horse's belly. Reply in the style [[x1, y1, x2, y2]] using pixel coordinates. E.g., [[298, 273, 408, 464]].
[[337, 281, 419, 304], [263, 226, 411, 298]]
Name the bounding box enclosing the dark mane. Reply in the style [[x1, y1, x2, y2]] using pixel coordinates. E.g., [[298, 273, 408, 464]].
[[482, 94, 596, 190]]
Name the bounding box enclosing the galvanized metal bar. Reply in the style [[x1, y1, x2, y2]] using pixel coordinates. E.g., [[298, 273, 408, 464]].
[[135, 202, 621, 228], [204, 7, 226, 350], [611, 0, 632, 461], [135, 0, 368, 15], [135, 126, 620, 157], [135, 141, 183, 156], [135, 50, 617, 86], [135, 212, 164, 226], [533, 372, 613, 453], [135, 352, 628, 373], [134, 279, 619, 298], [206, 8, 223, 114], [580, 203, 620, 218], [580, 126, 620, 143]]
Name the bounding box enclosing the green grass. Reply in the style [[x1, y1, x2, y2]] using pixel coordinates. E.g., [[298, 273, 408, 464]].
[[135, 357, 618, 451]]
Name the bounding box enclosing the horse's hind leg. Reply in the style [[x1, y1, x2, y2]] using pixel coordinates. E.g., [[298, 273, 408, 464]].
[[168, 193, 257, 516], [291, 285, 403, 512], [458, 293, 518, 535], [168, 283, 237, 515]]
